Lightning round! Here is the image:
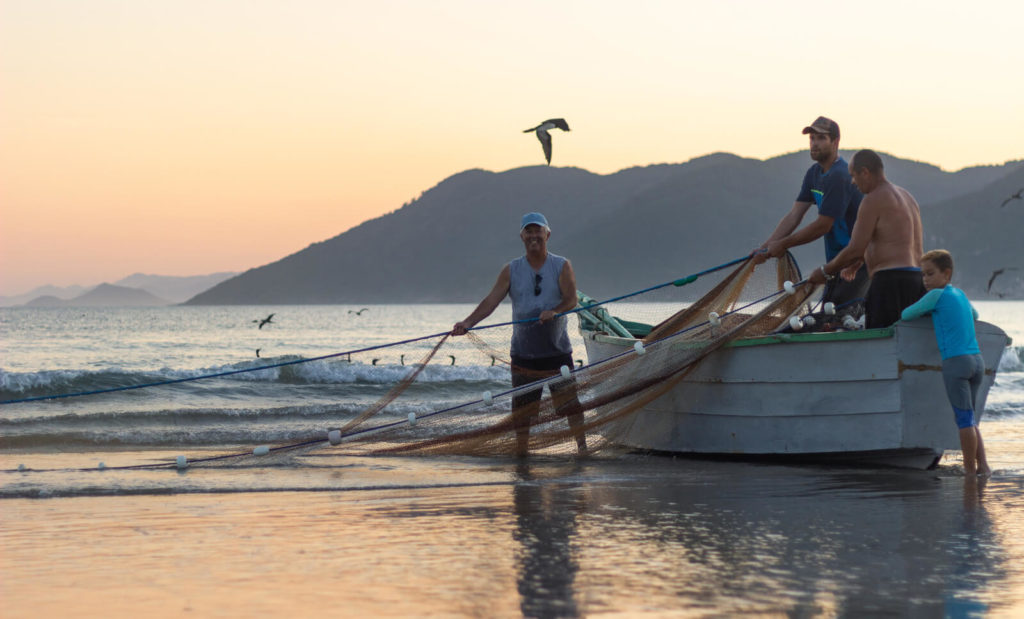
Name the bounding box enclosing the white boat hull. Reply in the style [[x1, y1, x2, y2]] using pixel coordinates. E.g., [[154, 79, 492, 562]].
[[582, 318, 1010, 468]]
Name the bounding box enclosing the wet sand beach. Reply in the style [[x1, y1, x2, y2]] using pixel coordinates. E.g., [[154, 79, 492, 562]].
[[5, 450, 1024, 617]]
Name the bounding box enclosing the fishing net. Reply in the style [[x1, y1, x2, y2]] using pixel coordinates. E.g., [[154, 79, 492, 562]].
[[144, 254, 817, 469]]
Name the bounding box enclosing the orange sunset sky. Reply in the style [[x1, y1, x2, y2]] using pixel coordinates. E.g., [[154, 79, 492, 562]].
[[2, 0, 1022, 296]]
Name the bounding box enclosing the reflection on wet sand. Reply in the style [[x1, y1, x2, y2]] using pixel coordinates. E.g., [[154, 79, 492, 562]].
[[512, 461, 584, 618], [566, 461, 1011, 616]]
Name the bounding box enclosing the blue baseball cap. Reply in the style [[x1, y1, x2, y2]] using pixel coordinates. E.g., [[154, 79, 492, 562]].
[[520, 212, 550, 231]]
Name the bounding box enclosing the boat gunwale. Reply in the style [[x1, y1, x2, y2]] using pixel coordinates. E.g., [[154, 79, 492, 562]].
[[582, 325, 897, 349]]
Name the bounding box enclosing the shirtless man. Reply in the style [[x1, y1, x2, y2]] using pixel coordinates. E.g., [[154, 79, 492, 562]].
[[808, 149, 925, 329]]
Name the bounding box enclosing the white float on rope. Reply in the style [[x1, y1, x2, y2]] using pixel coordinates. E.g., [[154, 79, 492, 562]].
[[789, 316, 804, 331], [560, 365, 571, 379], [98, 462, 106, 470], [633, 341, 646, 355], [708, 311, 721, 327], [328, 430, 342, 445], [175, 455, 188, 470], [482, 390, 493, 405], [253, 445, 270, 456], [783, 281, 796, 295], [824, 302, 836, 315], [802, 315, 817, 328], [408, 412, 417, 425], [17, 464, 25, 472]]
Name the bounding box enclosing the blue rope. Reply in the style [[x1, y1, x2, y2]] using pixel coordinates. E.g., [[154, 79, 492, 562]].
[[18, 278, 803, 472], [1, 254, 752, 406]]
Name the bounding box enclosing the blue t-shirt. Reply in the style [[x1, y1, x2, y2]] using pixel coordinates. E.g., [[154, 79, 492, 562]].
[[900, 285, 980, 359], [796, 156, 863, 261]]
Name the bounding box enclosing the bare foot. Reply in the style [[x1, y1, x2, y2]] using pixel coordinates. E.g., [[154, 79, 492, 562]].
[[978, 466, 992, 478]]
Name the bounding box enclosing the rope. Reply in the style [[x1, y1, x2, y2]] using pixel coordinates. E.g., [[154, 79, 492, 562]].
[[134, 281, 800, 470], [8, 278, 807, 473], [1, 254, 752, 406]]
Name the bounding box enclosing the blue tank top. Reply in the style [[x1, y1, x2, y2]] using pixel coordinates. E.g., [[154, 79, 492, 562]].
[[509, 253, 572, 359], [900, 285, 980, 359]]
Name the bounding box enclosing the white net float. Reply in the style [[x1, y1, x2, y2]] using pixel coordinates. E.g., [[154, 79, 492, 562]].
[[783, 281, 796, 295], [482, 390, 493, 405], [328, 430, 342, 445], [633, 341, 646, 355], [789, 316, 804, 331], [802, 315, 816, 328], [175, 455, 188, 470], [708, 311, 721, 327], [253, 445, 270, 456], [824, 302, 836, 315], [408, 412, 417, 425], [560, 365, 571, 379]]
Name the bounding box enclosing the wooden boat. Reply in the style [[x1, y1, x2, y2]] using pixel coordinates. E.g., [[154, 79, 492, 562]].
[[579, 308, 1011, 469]]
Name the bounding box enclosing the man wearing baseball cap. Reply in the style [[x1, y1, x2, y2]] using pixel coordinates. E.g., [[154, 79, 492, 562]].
[[452, 212, 587, 455], [754, 116, 869, 318]]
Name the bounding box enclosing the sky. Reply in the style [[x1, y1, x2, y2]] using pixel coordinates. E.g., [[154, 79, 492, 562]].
[[2, 0, 1022, 296]]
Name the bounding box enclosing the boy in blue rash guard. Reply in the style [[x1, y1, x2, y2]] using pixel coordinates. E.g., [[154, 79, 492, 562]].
[[901, 249, 991, 477]]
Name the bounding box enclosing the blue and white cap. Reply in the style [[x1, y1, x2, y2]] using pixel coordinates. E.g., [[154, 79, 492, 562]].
[[520, 212, 550, 231]]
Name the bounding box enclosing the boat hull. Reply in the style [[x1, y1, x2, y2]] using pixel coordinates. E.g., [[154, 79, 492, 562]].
[[582, 318, 1010, 468]]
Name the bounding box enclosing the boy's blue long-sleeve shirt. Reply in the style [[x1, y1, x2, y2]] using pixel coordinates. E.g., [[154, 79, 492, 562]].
[[900, 285, 980, 360]]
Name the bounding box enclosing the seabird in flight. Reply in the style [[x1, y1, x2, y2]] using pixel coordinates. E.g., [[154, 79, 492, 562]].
[[253, 313, 275, 329], [523, 118, 570, 165], [349, 308, 369, 316], [988, 267, 1017, 293], [1001, 188, 1023, 208]]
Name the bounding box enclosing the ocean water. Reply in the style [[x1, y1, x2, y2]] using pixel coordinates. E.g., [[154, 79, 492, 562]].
[[2, 301, 1023, 617]]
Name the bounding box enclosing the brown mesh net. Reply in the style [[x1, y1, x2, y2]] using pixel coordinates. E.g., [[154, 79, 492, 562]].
[[178, 255, 817, 467]]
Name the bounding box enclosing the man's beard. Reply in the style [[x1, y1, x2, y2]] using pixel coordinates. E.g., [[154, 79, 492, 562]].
[[810, 147, 833, 163]]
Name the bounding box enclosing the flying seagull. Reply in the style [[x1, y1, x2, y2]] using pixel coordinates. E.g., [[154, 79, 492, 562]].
[[987, 268, 1017, 293], [348, 308, 368, 316], [253, 313, 275, 329], [523, 118, 570, 165], [1001, 188, 1023, 208]]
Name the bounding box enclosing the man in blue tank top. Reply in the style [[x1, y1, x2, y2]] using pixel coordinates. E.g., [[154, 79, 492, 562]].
[[754, 116, 869, 317], [452, 212, 587, 455]]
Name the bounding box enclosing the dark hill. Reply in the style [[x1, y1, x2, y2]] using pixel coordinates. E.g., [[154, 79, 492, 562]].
[[186, 152, 1023, 304]]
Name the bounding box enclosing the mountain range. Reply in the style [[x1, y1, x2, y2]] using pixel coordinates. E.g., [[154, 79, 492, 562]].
[[3, 272, 238, 307], [186, 151, 1024, 304]]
